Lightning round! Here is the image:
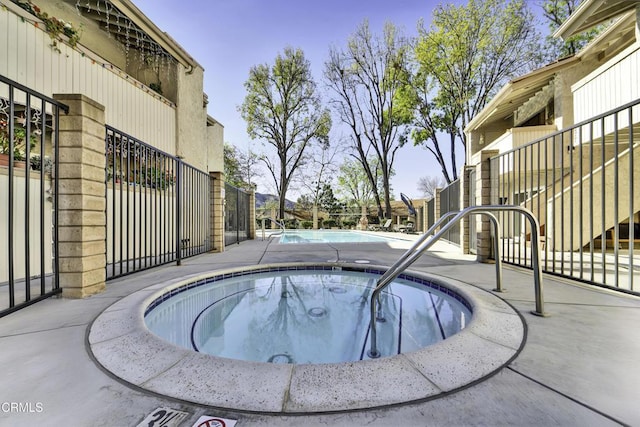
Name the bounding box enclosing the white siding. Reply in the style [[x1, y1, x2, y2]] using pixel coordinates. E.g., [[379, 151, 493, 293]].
[[0, 6, 176, 154], [0, 173, 53, 282], [573, 46, 640, 123]]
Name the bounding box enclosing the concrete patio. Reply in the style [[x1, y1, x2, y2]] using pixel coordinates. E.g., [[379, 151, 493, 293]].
[[0, 235, 638, 426]]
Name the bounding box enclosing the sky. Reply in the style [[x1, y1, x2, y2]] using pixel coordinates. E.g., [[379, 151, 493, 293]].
[[132, 0, 547, 200]]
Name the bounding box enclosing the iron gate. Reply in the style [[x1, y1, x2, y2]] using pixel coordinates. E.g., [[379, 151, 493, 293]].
[[225, 183, 250, 245], [0, 75, 67, 317]]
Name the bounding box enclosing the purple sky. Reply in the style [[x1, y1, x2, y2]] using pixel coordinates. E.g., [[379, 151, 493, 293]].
[[132, 0, 546, 199]]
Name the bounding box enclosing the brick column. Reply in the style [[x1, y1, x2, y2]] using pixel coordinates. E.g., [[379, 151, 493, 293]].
[[313, 206, 318, 229], [210, 171, 224, 252], [477, 150, 499, 262], [248, 190, 256, 239], [54, 94, 106, 298]]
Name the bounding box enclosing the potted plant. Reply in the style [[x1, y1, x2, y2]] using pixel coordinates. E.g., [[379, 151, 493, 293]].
[[0, 118, 38, 168], [30, 154, 53, 175]]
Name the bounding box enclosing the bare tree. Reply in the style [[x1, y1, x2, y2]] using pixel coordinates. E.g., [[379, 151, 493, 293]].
[[325, 20, 411, 219], [297, 142, 343, 207], [417, 175, 446, 199]]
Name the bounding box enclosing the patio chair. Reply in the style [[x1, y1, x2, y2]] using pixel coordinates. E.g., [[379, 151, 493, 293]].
[[401, 222, 414, 233], [380, 219, 393, 231]]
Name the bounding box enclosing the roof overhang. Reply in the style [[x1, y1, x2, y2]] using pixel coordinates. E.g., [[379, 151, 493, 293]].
[[554, 0, 639, 40], [65, 0, 202, 69], [465, 56, 580, 132], [576, 9, 637, 59], [207, 115, 223, 127]]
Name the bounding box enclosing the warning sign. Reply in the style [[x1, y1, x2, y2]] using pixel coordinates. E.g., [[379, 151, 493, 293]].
[[192, 415, 237, 427]]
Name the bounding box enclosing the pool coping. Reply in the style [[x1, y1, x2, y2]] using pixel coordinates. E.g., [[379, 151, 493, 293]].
[[87, 262, 525, 414], [275, 229, 406, 244]]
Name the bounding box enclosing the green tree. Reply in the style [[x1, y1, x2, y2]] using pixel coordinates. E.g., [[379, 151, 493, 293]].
[[295, 194, 314, 211], [224, 143, 261, 190], [542, 0, 601, 59], [336, 156, 383, 209], [325, 21, 411, 219], [240, 47, 332, 219], [317, 183, 341, 214], [406, 0, 544, 183], [223, 143, 243, 188]]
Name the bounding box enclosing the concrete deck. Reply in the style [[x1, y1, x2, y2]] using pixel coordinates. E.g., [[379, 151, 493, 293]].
[[1, 234, 639, 426]]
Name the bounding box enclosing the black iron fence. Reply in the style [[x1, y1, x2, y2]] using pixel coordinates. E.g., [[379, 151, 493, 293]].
[[439, 179, 461, 245], [106, 126, 213, 279], [225, 183, 250, 245], [469, 170, 477, 253], [0, 74, 67, 317], [491, 98, 640, 294], [426, 198, 435, 229]]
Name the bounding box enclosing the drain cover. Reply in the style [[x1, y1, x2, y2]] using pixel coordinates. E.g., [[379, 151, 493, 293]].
[[308, 307, 328, 317]]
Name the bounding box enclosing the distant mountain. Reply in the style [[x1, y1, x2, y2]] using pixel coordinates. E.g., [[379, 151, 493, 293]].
[[255, 193, 295, 209]]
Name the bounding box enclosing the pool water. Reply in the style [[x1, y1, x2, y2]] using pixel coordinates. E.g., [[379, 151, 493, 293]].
[[278, 230, 396, 244], [144, 268, 472, 364]]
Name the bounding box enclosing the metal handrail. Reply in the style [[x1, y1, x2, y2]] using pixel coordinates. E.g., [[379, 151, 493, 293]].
[[368, 205, 545, 358], [260, 217, 286, 240], [375, 211, 503, 294]]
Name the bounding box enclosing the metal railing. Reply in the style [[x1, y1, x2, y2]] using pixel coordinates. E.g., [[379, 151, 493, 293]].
[[106, 126, 213, 279], [368, 205, 545, 358], [439, 179, 461, 245], [0, 74, 67, 318], [491, 98, 640, 294], [225, 183, 251, 245], [259, 217, 285, 240]]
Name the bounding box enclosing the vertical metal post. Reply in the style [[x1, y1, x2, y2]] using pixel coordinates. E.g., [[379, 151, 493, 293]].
[[589, 122, 594, 282], [39, 97, 46, 296], [578, 126, 584, 279], [600, 118, 606, 283], [8, 86, 15, 307], [176, 160, 182, 266], [133, 140, 138, 270], [53, 105, 60, 292], [628, 107, 635, 291], [24, 95, 31, 301], [569, 129, 574, 277], [125, 136, 130, 274], [613, 113, 619, 287]]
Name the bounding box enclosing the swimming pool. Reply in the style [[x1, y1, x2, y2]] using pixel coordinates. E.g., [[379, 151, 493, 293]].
[[278, 230, 397, 243], [144, 268, 471, 364]]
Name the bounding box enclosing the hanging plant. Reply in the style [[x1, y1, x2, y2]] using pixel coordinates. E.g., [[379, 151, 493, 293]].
[[12, 1, 82, 52], [149, 82, 163, 95]]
